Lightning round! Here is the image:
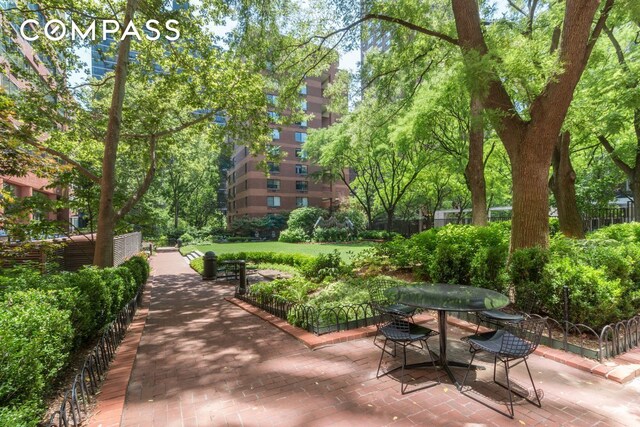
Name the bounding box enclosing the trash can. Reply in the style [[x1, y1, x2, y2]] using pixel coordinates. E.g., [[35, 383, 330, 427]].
[[237, 260, 247, 295], [203, 251, 217, 280]]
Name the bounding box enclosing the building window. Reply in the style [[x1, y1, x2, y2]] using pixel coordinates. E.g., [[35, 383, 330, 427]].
[[295, 164, 308, 175], [272, 128, 280, 140], [295, 148, 308, 160], [267, 144, 281, 155], [301, 100, 308, 111], [296, 181, 308, 192], [295, 120, 307, 127], [295, 132, 307, 143], [266, 94, 277, 105], [268, 162, 280, 173], [267, 179, 280, 191], [300, 84, 307, 95], [267, 196, 281, 207], [268, 111, 279, 121], [296, 197, 308, 207]]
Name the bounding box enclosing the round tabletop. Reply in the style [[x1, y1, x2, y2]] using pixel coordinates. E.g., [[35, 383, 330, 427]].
[[385, 283, 509, 312]]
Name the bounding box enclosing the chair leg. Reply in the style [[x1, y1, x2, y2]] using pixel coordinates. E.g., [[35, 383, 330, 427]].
[[459, 351, 476, 391], [503, 359, 515, 419], [400, 344, 407, 394], [376, 338, 388, 379], [493, 355, 498, 383], [524, 357, 542, 407], [423, 339, 439, 381]]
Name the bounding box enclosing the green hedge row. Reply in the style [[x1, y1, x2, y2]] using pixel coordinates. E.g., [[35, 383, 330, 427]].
[[190, 250, 348, 282], [360, 222, 640, 329], [0, 254, 150, 426]]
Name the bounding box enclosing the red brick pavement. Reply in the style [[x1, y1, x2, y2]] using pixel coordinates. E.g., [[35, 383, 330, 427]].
[[93, 250, 640, 426]]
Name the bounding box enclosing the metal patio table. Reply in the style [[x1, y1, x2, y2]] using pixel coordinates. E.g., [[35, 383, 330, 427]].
[[385, 283, 509, 386]]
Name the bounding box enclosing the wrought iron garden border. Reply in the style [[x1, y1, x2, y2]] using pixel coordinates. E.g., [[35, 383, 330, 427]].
[[236, 284, 640, 361], [235, 288, 379, 335], [452, 311, 640, 362], [45, 284, 144, 427]]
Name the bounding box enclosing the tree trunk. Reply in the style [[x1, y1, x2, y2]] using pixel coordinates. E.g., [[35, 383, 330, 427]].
[[451, 0, 609, 251], [549, 131, 584, 238], [510, 135, 553, 250], [366, 211, 373, 230], [632, 176, 640, 222], [385, 210, 393, 233], [465, 95, 488, 226], [93, 0, 139, 267]]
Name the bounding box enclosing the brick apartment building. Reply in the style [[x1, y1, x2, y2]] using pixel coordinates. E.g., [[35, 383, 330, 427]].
[[1, 12, 73, 236], [226, 64, 349, 225]]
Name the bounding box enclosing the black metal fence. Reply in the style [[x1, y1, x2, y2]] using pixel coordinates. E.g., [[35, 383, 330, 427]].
[[239, 282, 640, 361], [235, 288, 378, 335], [45, 284, 144, 427], [453, 310, 640, 362]]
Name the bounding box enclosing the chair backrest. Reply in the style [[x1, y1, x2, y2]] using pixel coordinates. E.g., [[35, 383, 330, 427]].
[[500, 317, 547, 357], [371, 303, 412, 335], [367, 278, 398, 304]]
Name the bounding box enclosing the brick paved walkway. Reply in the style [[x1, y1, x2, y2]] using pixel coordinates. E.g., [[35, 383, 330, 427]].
[[116, 251, 640, 426]]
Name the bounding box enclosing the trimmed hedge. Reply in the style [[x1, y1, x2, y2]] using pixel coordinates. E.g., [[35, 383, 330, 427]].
[[189, 250, 348, 282], [0, 254, 150, 426], [357, 222, 640, 329]]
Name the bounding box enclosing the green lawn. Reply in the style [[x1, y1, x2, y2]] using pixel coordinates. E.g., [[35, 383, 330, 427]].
[[180, 241, 373, 261]]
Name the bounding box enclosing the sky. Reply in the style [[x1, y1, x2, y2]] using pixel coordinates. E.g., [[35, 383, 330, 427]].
[[71, 1, 512, 86]]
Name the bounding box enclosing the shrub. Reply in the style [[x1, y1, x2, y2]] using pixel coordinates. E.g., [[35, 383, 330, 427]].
[[312, 226, 351, 242], [250, 277, 319, 304], [509, 247, 550, 313], [190, 257, 204, 274], [0, 289, 74, 418], [227, 236, 252, 242], [122, 254, 150, 287], [278, 228, 308, 243], [358, 230, 401, 240], [0, 256, 149, 424], [428, 225, 481, 286], [335, 208, 367, 235], [0, 401, 42, 427], [543, 258, 624, 328], [286, 207, 328, 237], [299, 250, 348, 281], [588, 222, 640, 243], [70, 267, 113, 340], [179, 232, 195, 244], [218, 251, 314, 267], [470, 245, 508, 292]]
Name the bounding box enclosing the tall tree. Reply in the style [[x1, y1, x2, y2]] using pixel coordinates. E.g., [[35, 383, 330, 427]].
[[307, 96, 436, 231], [579, 19, 640, 220], [549, 131, 584, 238], [2, 1, 271, 266], [240, 0, 616, 250]]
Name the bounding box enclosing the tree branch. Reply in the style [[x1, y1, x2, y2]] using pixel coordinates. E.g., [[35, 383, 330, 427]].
[[364, 14, 459, 46], [21, 138, 100, 183], [115, 135, 157, 220], [585, 0, 616, 60], [122, 110, 217, 139], [598, 134, 633, 176]]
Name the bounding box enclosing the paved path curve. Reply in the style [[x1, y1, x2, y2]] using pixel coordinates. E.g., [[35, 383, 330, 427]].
[[116, 251, 640, 426]]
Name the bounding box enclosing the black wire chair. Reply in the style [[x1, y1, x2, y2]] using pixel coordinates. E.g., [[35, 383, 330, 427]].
[[474, 309, 526, 334], [460, 317, 547, 418], [368, 279, 417, 350], [373, 304, 439, 394]]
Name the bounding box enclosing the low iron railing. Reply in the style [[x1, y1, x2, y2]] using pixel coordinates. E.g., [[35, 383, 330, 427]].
[[235, 288, 378, 335], [452, 311, 640, 362], [45, 284, 144, 427], [238, 283, 640, 360]]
